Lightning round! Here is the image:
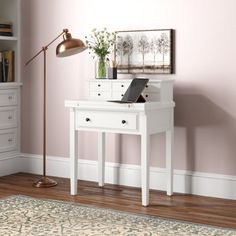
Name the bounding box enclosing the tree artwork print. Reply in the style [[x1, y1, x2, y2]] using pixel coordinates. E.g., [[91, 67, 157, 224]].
[[115, 29, 173, 74]]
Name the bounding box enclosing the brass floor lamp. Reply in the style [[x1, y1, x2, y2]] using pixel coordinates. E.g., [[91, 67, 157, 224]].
[[25, 29, 87, 187]]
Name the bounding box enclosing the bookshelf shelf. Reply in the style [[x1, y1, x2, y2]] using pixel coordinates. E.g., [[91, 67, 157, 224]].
[[0, 0, 21, 159], [0, 36, 18, 41]]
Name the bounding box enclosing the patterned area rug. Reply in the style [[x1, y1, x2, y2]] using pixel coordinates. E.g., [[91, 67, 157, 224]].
[[0, 196, 235, 236]]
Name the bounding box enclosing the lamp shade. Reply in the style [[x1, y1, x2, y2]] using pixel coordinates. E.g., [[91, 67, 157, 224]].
[[56, 31, 87, 57]]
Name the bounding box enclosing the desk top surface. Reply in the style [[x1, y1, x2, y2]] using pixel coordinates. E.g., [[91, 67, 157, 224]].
[[65, 100, 175, 112]]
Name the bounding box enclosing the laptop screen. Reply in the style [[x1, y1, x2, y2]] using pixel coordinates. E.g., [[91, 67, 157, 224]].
[[121, 78, 149, 102]]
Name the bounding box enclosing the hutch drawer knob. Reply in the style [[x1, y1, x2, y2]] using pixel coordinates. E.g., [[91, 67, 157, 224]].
[[8, 96, 13, 100], [85, 118, 90, 122], [98, 84, 101, 87], [145, 85, 148, 88], [8, 138, 13, 142], [8, 115, 12, 120], [145, 95, 149, 98], [121, 94, 124, 97], [122, 120, 126, 124], [98, 93, 101, 96], [121, 85, 124, 87]]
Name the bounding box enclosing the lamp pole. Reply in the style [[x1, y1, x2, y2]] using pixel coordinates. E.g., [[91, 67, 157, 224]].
[[25, 29, 86, 187]]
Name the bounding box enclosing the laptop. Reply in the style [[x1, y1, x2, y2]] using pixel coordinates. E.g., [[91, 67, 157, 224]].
[[108, 78, 149, 103]]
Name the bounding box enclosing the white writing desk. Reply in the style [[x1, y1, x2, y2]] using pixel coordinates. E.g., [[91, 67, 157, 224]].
[[65, 79, 175, 206]]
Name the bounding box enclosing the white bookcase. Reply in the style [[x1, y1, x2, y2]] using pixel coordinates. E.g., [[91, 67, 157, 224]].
[[0, 0, 21, 159]]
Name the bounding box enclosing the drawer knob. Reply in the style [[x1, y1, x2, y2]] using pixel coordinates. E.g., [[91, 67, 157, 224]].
[[8, 116, 12, 120], [122, 120, 126, 124], [121, 85, 124, 87], [145, 85, 148, 88], [8, 138, 13, 142], [98, 93, 101, 96], [121, 94, 124, 97], [145, 95, 149, 98], [8, 96, 13, 100], [85, 118, 90, 122], [98, 84, 101, 87]]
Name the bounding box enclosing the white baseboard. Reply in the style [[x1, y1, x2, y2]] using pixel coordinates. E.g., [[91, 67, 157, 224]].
[[0, 154, 22, 177], [1, 153, 235, 200], [19, 153, 236, 200]]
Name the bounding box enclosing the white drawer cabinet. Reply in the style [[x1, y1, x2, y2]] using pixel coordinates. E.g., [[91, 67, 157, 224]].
[[0, 107, 17, 129], [76, 111, 138, 131], [0, 86, 21, 158], [0, 129, 17, 153], [0, 0, 21, 161], [0, 89, 18, 106], [89, 91, 111, 100], [88, 79, 173, 102]]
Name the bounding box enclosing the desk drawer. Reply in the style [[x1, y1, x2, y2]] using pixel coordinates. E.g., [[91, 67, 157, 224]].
[[142, 92, 160, 101], [89, 81, 111, 91], [0, 107, 17, 129], [112, 92, 125, 100], [89, 91, 111, 100], [0, 129, 17, 153], [0, 89, 17, 106], [112, 81, 130, 91], [76, 111, 137, 130], [143, 83, 161, 92]]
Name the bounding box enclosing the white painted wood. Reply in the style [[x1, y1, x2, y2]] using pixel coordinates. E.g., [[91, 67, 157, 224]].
[[166, 109, 174, 195], [166, 128, 174, 195], [65, 99, 174, 206], [89, 91, 111, 100], [98, 132, 105, 186], [69, 108, 78, 195], [20, 154, 236, 200], [140, 114, 150, 206], [112, 81, 130, 91], [88, 79, 174, 102], [0, 89, 18, 106], [65, 78, 174, 206], [0, 107, 17, 129], [89, 81, 111, 91], [76, 111, 138, 131], [0, 0, 21, 161], [0, 128, 17, 153]]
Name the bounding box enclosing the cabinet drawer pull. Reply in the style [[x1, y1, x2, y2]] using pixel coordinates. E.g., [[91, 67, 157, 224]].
[[121, 85, 124, 87], [8, 115, 13, 120], [122, 120, 126, 124], [98, 84, 101, 87], [85, 118, 90, 122], [145, 95, 149, 98], [121, 94, 124, 97], [8, 138, 13, 142], [98, 93, 101, 96], [8, 96, 13, 100], [145, 85, 148, 88]]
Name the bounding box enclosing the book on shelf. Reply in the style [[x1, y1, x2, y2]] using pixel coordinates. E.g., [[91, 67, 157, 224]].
[[0, 22, 13, 36], [0, 51, 14, 83]]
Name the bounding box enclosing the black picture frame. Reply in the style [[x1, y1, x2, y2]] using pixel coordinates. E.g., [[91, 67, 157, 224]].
[[115, 29, 174, 74]]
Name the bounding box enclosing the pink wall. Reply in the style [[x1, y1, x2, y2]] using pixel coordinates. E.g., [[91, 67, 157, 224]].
[[21, 0, 236, 176]]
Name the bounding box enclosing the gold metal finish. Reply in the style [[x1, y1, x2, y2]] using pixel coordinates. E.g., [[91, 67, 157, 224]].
[[56, 30, 87, 57], [33, 176, 57, 188], [25, 29, 86, 188]]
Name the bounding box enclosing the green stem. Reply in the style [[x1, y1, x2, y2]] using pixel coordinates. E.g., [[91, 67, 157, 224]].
[[97, 56, 106, 78]]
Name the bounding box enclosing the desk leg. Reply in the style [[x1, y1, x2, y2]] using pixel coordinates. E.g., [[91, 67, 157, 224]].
[[70, 108, 78, 195], [141, 132, 150, 207], [98, 132, 105, 187], [166, 128, 174, 196]]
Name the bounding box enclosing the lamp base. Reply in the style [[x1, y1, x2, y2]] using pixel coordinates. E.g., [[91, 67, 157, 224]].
[[33, 176, 57, 188]]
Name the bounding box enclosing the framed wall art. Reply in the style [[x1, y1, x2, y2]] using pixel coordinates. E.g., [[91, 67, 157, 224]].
[[115, 29, 174, 74]]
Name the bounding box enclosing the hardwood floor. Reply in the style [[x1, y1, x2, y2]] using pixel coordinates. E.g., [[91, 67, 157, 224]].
[[0, 173, 236, 229]]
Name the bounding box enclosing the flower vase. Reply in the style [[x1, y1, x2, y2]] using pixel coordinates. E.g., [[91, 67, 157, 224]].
[[95, 57, 107, 79]]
